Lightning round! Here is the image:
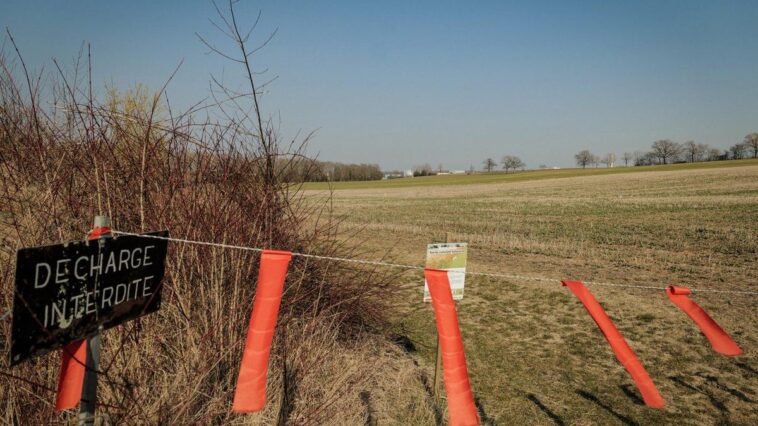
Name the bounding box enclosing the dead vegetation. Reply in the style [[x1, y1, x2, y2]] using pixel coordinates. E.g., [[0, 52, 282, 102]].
[[0, 2, 434, 423]]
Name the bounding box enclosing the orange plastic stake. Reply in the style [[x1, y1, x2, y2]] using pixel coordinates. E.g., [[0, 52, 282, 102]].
[[424, 268, 480, 426], [666, 286, 742, 356], [55, 225, 110, 411], [561, 280, 665, 409], [233, 250, 292, 413], [55, 339, 87, 410]]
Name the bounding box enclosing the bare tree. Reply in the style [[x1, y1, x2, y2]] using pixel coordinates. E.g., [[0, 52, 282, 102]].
[[683, 140, 709, 163], [483, 158, 497, 172], [602, 153, 616, 167], [636, 151, 658, 166], [501, 155, 525, 173], [683, 141, 697, 163], [622, 152, 633, 166], [651, 139, 682, 164], [745, 132, 758, 158], [574, 150, 594, 169], [644, 152, 659, 165], [697, 143, 710, 161], [708, 148, 722, 161], [730, 143, 747, 160], [633, 150, 645, 165], [195, 0, 289, 238], [413, 163, 433, 176]]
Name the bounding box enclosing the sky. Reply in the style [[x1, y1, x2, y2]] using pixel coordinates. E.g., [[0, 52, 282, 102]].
[[2, 1, 757, 170]]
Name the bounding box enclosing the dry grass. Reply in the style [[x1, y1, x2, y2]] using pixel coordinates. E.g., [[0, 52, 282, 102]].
[[0, 25, 436, 424], [313, 164, 758, 424]]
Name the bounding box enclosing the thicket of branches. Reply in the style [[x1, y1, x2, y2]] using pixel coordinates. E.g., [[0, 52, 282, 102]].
[[0, 3, 424, 424]]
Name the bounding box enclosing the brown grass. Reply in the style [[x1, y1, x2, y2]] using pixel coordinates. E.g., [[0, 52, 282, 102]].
[[316, 164, 758, 424], [0, 23, 434, 424]]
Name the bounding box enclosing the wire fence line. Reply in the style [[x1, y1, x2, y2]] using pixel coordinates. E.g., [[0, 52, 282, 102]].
[[0, 228, 755, 417], [110, 230, 758, 297]]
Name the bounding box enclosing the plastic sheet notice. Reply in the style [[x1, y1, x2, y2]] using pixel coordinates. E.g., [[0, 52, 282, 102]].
[[424, 242, 467, 302]]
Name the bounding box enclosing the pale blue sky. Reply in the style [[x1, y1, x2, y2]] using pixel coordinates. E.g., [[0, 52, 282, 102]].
[[2, 1, 757, 169]]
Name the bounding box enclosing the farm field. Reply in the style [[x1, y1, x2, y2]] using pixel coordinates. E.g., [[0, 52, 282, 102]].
[[306, 162, 758, 424], [302, 159, 758, 190]]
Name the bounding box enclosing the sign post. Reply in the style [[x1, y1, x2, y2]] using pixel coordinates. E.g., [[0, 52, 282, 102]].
[[433, 319, 443, 405], [10, 217, 169, 421], [79, 215, 110, 426]]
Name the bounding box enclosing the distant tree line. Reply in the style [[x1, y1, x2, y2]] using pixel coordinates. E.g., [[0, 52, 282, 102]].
[[412, 163, 463, 176], [575, 132, 758, 168], [574, 151, 617, 168], [282, 159, 383, 182], [313, 161, 383, 181], [284, 132, 758, 182], [413, 163, 435, 176]]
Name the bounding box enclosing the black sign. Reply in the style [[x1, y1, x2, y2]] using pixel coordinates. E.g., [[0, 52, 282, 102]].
[[10, 231, 168, 365]]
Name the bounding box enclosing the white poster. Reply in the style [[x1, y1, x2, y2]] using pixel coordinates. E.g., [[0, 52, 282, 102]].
[[423, 242, 467, 302]]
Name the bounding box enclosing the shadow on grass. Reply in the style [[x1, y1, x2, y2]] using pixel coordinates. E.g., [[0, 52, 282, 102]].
[[474, 397, 497, 425], [668, 376, 728, 413], [576, 390, 639, 426], [278, 347, 298, 426], [389, 333, 417, 353], [734, 362, 758, 378], [694, 372, 755, 403], [360, 391, 376, 426], [526, 394, 565, 426], [618, 384, 645, 406], [409, 357, 444, 426]]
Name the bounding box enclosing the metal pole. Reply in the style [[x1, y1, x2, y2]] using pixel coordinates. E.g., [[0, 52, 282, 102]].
[[432, 232, 450, 403], [79, 334, 101, 426], [79, 215, 111, 426]]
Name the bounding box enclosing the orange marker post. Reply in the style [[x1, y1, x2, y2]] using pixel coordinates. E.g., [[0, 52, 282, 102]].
[[54, 339, 87, 410], [233, 250, 292, 413], [666, 286, 741, 356], [562, 280, 665, 409], [425, 268, 479, 426]]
